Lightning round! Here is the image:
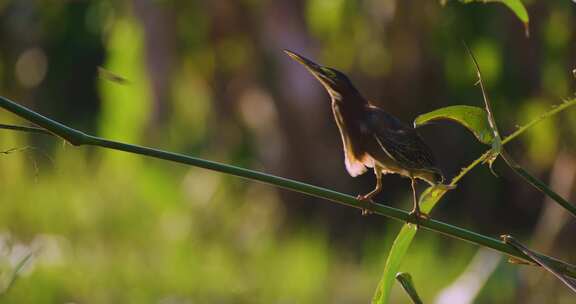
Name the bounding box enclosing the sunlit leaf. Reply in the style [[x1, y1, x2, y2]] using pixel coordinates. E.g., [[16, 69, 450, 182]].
[[372, 186, 450, 304], [395, 273, 423, 304], [414, 105, 494, 145], [372, 224, 417, 304], [460, 0, 529, 35], [419, 185, 451, 212]]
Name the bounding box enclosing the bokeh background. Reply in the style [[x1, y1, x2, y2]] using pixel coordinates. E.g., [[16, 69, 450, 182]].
[[0, 0, 575, 303]]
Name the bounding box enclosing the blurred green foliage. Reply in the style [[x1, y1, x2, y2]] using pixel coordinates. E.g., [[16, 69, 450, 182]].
[[0, 0, 575, 303]]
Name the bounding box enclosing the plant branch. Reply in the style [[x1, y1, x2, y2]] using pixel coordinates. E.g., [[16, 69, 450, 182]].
[[1, 95, 576, 278], [463, 42, 503, 177], [500, 151, 576, 218], [463, 42, 501, 141], [463, 44, 575, 217], [504, 98, 576, 145]]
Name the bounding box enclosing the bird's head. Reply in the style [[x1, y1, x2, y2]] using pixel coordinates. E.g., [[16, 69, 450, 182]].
[[284, 50, 359, 101]]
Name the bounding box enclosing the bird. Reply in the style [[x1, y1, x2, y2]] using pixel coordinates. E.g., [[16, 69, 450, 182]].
[[284, 50, 450, 222]]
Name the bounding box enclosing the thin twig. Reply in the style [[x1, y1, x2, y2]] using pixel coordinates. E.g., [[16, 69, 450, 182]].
[[463, 42, 502, 175], [462, 42, 500, 138]]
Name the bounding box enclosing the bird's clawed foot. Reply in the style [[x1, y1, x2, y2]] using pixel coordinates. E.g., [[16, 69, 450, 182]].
[[356, 194, 375, 216], [408, 208, 429, 228]]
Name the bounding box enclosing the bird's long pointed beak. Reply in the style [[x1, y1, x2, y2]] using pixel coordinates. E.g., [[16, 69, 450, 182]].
[[284, 50, 335, 87]]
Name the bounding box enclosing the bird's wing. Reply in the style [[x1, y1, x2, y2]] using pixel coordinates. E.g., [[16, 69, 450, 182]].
[[365, 107, 437, 172]]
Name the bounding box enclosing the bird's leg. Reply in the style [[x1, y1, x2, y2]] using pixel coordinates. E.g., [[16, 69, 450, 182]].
[[408, 177, 429, 227], [356, 167, 382, 215]]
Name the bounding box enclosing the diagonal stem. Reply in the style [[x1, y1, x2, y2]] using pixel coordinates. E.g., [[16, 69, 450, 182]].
[[500, 151, 576, 218], [463, 43, 575, 216], [1, 95, 576, 279]]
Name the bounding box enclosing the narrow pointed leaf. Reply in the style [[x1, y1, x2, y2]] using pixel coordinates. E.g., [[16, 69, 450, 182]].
[[396, 273, 423, 304], [372, 186, 450, 304], [414, 105, 494, 145], [372, 224, 417, 304]]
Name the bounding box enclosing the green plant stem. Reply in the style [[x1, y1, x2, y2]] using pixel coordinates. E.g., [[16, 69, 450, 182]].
[[465, 44, 575, 216], [499, 99, 576, 217], [372, 96, 576, 303], [501, 151, 576, 218], [503, 99, 576, 145], [463, 42, 500, 142], [1, 95, 576, 278]]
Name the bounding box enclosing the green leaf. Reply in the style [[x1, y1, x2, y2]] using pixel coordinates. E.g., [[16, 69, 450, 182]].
[[460, 0, 529, 35], [395, 273, 423, 304], [372, 224, 417, 304], [414, 105, 494, 145], [372, 186, 450, 304], [495, 0, 528, 23], [420, 185, 451, 212]]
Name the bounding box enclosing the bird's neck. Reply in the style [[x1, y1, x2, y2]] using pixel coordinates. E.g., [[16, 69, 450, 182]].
[[331, 91, 368, 113]]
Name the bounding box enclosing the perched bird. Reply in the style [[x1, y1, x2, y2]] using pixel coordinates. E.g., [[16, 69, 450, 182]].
[[285, 50, 449, 221]]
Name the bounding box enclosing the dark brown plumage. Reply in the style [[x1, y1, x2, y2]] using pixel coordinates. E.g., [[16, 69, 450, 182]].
[[285, 50, 447, 219]]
